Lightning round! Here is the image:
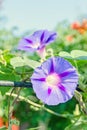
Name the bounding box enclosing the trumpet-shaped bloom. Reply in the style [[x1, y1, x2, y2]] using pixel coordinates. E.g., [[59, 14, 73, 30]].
[[18, 30, 57, 57], [31, 57, 78, 105]]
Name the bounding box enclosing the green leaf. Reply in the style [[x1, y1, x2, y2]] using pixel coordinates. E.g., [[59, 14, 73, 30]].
[[59, 50, 87, 60], [0, 64, 20, 95], [65, 115, 87, 130], [10, 119, 20, 126], [24, 57, 41, 69], [0, 126, 7, 130], [27, 126, 43, 130], [65, 123, 87, 130], [10, 57, 41, 69], [59, 51, 72, 59], [10, 57, 25, 68], [71, 50, 87, 60]]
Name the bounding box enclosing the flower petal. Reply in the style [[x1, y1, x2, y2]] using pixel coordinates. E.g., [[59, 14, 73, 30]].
[[18, 36, 37, 52], [54, 57, 76, 74], [42, 58, 54, 74], [24, 38, 33, 44], [45, 88, 64, 105], [45, 33, 57, 43], [31, 79, 50, 102], [40, 31, 45, 42], [18, 40, 35, 52], [48, 87, 52, 95], [31, 66, 47, 80], [33, 30, 57, 44]]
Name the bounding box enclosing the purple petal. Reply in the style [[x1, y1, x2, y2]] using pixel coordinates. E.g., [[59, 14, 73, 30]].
[[54, 57, 76, 74], [31, 66, 47, 80], [45, 88, 64, 105], [61, 70, 78, 83], [49, 57, 54, 73], [60, 82, 77, 101], [58, 84, 66, 92], [31, 78, 45, 82], [24, 38, 33, 43], [59, 68, 76, 78], [31, 79, 50, 103], [59, 71, 70, 77], [45, 86, 72, 105], [33, 30, 45, 43], [42, 57, 54, 75], [18, 39, 35, 52], [33, 30, 57, 44], [18, 35, 40, 51], [48, 88, 52, 95], [18, 36, 35, 51], [45, 33, 57, 43], [40, 31, 45, 42], [61, 82, 77, 92]]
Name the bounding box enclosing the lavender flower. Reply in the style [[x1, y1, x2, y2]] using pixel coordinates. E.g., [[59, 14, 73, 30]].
[[31, 57, 78, 105], [18, 30, 57, 58]]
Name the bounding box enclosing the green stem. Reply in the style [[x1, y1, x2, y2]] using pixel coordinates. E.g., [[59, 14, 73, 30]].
[[6, 92, 70, 118], [74, 90, 87, 115], [8, 87, 16, 130], [74, 60, 79, 73]]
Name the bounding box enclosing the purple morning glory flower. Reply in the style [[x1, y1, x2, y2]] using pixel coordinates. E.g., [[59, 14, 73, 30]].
[[18, 30, 57, 58], [31, 57, 78, 105]]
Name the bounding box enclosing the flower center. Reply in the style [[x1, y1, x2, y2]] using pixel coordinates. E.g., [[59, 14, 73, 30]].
[[33, 42, 40, 49], [46, 73, 61, 87]]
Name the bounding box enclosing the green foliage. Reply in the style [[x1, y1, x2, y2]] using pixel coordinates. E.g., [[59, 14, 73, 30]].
[[59, 50, 87, 60], [0, 127, 7, 130], [10, 56, 41, 69], [65, 116, 87, 130]]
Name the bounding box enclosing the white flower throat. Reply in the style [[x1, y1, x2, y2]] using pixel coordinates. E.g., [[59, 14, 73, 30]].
[[46, 73, 61, 87], [32, 38, 40, 49], [33, 42, 40, 49]]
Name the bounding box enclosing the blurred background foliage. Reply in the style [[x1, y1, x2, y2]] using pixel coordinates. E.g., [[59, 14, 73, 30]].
[[0, 0, 87, 130]]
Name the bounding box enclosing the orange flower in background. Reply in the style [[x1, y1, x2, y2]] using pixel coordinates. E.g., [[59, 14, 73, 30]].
[[77, 28, 85, 34], [71, 19, 87, 34], [5, 121, 8, 128], [0, 116, 19, 130], [82, 19, 87, 30], [71, 21, 80, 30], [12, 124, 19, 130], [6, 122, 19, 130], [6, 117, 20, 130], [66, 35, 74, 42], [0, 117, 4, 127]]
